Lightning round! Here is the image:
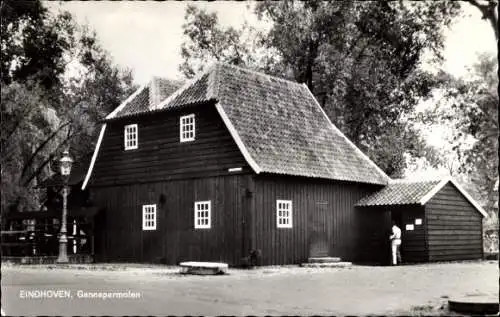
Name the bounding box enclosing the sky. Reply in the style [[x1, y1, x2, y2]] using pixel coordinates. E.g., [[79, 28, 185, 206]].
[[47, 1, 497, 85], [47, 1, 267, 84]]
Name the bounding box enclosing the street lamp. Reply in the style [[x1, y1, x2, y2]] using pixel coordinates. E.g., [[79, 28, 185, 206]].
[[56, 150, 73, 263]]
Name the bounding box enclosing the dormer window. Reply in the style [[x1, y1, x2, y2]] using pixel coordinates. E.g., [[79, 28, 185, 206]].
[[124, 124, 138, 150], [180, 114, 195, 142]]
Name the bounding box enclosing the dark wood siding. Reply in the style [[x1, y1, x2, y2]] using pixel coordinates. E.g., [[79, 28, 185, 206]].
[[426, 183, 483, 261], [90, 104, 248, 187], [356, 207, 391, 265], [252, 175, 380, 265], [356, 205, 428, 265], [91, 174, 249, 265], [396, 206, 427, 263]]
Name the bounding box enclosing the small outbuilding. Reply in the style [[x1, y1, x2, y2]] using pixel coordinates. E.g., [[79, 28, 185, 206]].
[[356, 178, 488, 265]]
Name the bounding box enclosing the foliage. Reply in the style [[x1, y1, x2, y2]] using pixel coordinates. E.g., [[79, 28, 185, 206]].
[[0, 0, 136, 213], [0, 1, 74, 91], [179, 5, 258, 78], [420, 53, 498, 216], [179, 0, 461, 176], [1, 82, 59, 212]]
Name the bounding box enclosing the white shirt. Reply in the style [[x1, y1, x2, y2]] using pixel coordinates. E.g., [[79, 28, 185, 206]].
[[391, 225, 401, 240]]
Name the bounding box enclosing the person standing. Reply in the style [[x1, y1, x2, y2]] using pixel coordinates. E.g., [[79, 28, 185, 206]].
[[389, 221, 402, 265]]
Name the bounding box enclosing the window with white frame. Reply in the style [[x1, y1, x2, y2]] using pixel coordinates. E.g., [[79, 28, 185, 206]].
[[124, 124, 138, 150], [180, 114, 195, 142], [276, 200, 292, 228], [194, 201, 211, 229], [142, 204, 156, 230]]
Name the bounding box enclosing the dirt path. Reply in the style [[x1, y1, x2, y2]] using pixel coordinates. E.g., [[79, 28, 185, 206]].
[[2, 261, 497, 316]]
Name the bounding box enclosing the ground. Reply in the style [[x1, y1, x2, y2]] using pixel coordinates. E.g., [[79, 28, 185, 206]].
[[1, 261, 497, 316]]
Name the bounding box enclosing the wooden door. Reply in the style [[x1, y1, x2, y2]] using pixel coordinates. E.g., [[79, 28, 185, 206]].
[[309, 201, 330, 258]]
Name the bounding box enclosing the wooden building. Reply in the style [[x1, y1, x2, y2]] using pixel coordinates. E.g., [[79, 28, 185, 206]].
[[82, 63, 486, 266], [356, 178, 487, 264]]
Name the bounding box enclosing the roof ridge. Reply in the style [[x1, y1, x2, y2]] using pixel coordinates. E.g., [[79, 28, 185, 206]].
[[154, 63, 218, 110], [388, 178, 443, 184], [214, 62, 304, 88], [152, 76, 183, 84], [151, 75, 166, 81], [207, 63, 219, 100]]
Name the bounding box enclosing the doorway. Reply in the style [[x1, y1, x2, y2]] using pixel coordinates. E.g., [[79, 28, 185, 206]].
[[390, 210, 403, 229], [309, 201, 330, 258], [389, 209, 403, 264]]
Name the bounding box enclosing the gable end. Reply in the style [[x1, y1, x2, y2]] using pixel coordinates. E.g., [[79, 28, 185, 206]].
[[420, 178, 488, 217]]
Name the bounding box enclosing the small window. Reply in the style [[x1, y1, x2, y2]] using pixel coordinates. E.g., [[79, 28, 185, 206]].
[[142, 204, 156, 230], [180, 114, 195, 142], [276, 200, 292, 228], [194, 201, 211, 229], [124, 124, 138, 150]]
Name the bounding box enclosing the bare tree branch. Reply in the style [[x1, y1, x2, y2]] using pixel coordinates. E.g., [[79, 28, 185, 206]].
[[22, 125, 74, 187], [20, 121, 71, 179]]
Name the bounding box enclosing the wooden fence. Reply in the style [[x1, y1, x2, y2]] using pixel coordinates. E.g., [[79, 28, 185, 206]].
[[1, 213, 93, 257]]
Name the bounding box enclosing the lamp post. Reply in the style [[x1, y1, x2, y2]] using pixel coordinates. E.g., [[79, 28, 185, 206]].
[[56, 150, 73, 263]]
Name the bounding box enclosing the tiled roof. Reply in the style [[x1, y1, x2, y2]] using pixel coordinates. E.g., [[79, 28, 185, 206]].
[[113, 77, 183, 119], [153, 63, 389, 185], [356, 180, 442, 206]]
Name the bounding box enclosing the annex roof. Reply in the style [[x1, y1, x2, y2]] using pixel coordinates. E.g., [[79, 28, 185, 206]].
[[356, 177, 488, 217], [356, 179, 441, 206]]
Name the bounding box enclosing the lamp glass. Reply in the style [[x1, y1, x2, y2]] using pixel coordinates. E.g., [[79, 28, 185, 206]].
[[61, 166, 71, 176], [60, 151, 73, 176]]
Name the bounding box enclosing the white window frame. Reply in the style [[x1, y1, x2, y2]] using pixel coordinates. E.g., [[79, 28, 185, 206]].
[[124, 124, 138, 150], [142, 204, 157, 231], [180, 114, 195, 142], [276, 200, 292, 228], [194, 201, 211, 229]]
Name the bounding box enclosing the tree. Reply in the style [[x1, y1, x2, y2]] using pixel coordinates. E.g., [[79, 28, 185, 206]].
[[420, 53, 498, 216], [1, 82, 63, 212], [0, 1, 75, 91], [179, 0, 460, 176], [179, 5, 257, 78], [464, 0, 498, 40], [0, 0, 136, 214]]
